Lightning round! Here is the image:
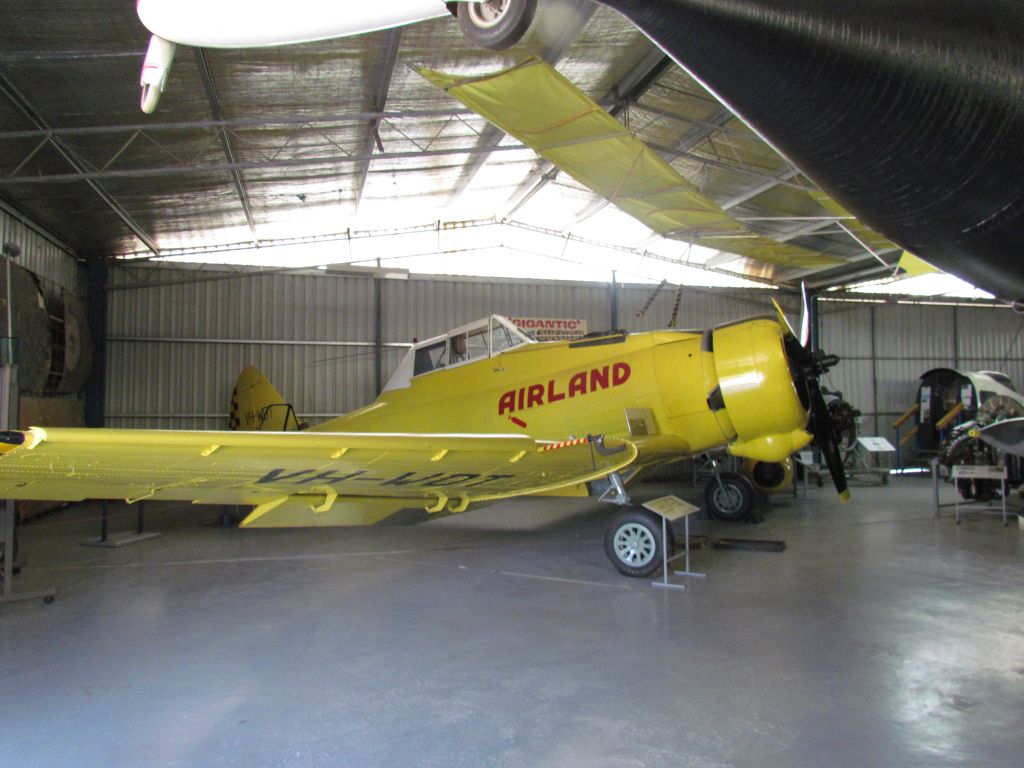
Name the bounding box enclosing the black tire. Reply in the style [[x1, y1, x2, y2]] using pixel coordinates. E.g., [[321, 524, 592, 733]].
[[604, 509, 671, 578], [457, 0, 537, 51], [704, 471, 755, 522]]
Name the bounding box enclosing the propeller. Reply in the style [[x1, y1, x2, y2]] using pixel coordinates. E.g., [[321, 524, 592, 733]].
[[772, 296, 850, 501]]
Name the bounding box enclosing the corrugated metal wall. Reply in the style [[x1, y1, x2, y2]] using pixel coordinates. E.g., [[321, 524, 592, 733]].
[[107, 265, 381, 429], [105, 263, 1024, 463], [0, 206, 84, 296], [819, 300, 1024, 449]]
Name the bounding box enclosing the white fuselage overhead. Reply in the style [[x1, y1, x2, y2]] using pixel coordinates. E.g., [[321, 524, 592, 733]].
[[136, 0, 450, 48]]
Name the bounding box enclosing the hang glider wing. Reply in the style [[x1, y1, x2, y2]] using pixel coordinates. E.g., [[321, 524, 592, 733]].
[[418, 57, 844, 271], [0, 428, 637, 527]]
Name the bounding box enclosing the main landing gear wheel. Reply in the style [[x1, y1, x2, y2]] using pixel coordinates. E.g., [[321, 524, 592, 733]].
[[604, 509, 673, 578], [704, 471, 755, 522], [457, 0, 537, 50]]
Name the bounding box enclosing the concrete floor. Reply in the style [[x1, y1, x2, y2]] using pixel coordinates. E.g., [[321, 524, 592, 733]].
[[1, 475, 1022, 767]]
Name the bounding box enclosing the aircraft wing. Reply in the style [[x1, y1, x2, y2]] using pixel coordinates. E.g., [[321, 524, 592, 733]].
[[0, 428, 637, 526], [419, 58, 843, 271]]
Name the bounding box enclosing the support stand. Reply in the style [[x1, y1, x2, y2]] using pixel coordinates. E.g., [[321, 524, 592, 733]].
[[81, 501, 161, 548], [844, 437, 894, 484], [1, 499, 55, 605], [644, 496, 707, 591], [933, 459, 1011, 525]]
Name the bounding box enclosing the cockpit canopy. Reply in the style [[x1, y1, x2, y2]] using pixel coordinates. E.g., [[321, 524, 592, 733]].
[[384, 315, 533, 392]]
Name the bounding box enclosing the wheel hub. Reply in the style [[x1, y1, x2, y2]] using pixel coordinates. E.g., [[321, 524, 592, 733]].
[[614, 523, 655, 566], [467, 0, 510, 28], [712, 485, 743, 513]]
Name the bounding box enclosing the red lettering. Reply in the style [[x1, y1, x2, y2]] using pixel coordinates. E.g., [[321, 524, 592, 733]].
[[613, 362, 631, 386], [527, 384, 544, 408], [547, 379, 566, 403], [497, 361, 629, 414], [498, 391, 516, 415], [568, 372, 587, 397]]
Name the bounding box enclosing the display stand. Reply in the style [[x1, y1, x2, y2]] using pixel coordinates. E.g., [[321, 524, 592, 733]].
[[846, 437, 894, 484], [932, 460, 1010, 525], [81, 500, 161, 548], [1, 499, 56, 606], [794, 451, 823, 495], [644, 495, 706, 591]]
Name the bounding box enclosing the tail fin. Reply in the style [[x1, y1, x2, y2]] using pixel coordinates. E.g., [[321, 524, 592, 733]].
[[229, 366, 304, 431]]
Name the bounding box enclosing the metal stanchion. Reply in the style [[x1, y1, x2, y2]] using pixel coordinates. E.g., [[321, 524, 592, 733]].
[[645, 496, 707, 591]]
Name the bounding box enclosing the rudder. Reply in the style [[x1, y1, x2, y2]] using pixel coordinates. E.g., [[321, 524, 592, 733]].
[[229, 366, 303, 431]]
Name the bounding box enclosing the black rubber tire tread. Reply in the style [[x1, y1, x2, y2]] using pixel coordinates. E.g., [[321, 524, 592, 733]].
[[704, 471, 756, 522], [604, 509, 666, 578]]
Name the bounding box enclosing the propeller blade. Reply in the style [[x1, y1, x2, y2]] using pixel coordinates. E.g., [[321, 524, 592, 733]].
[[772, 299, 796, 338], [799, 283, 811, 348], [805, 368, 850, 502]]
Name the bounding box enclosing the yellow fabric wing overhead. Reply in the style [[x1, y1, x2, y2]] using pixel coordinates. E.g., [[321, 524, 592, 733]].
[[0, 427, 637, 527], [809, 192, 936, 276], [808, 192, 902, 257], [418, 58, 843, 270], [896, 251, 939, 277]]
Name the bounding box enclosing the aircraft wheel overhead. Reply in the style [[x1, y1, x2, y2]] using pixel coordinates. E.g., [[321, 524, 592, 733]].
[[604, 509, 672, 578], [704, 472, 755, 523], [457, 0, 536, 50]]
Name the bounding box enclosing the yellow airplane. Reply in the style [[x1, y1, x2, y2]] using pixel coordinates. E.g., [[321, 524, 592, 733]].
[[0, 312, 847, 577]]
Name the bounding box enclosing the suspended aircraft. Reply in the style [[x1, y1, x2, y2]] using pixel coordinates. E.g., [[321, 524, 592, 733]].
[[596, 0, 1024, 302], [136, 0, 538, 112], [0, 312, 847, 577], [135, 0, 1024, 299]]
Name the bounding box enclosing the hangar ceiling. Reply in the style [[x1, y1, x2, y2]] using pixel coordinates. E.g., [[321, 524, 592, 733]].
[[0, 0, 904, 290]]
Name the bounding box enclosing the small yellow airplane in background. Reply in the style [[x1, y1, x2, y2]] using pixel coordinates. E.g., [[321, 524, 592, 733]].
[[0, 311, 847, 576]]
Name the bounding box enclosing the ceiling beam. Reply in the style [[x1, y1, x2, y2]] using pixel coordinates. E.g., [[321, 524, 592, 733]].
[[0, 109, 473, 140], [353, 28, 403, 212], [194, 48, 258, 246], [720, 167, 800, 210], [0, 69, 159, 254], [0, 143, 532, 184]]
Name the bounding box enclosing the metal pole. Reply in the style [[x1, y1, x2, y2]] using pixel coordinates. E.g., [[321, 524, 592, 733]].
[[374, 276, 383, 395], [4, 251, 12, 364], [610, 270, 618, 330], [2, 499, 13, 598]]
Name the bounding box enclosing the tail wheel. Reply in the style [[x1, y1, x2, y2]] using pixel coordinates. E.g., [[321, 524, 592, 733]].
[[604, 509, 672, 578], [704, 471, 755, 522], [457, 0, 537, 50]]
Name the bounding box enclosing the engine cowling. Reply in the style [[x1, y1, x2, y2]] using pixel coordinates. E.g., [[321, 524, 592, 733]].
[[708, 317, 812, 463]]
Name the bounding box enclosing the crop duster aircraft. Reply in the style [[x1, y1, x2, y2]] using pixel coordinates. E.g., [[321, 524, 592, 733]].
[[0, 311, 847, 577]]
